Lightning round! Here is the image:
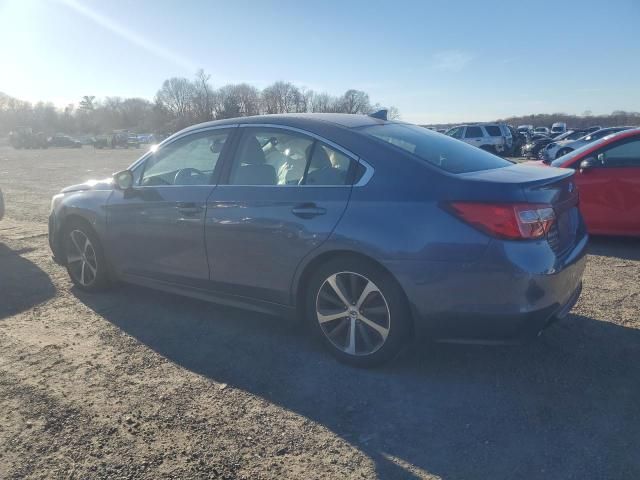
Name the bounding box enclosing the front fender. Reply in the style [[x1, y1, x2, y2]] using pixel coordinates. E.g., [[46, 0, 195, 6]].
[[50, 190, 112, 262]]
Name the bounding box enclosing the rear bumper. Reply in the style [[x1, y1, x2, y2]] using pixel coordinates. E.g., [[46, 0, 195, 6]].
[[384, 232, 588, 344]]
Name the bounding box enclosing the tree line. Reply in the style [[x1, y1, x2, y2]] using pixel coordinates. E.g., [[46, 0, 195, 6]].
[[0, 70, 399, 137]]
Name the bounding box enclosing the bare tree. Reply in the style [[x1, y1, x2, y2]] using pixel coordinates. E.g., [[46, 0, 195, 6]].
[[192, 70, 214, 123], [339, 89, 370, 114], [79, 96, 96, 111], [261, 81, 304, 114], [155, 77, 195, 120]]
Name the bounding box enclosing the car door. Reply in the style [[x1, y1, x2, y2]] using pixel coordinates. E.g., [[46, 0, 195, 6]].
[[204, 125, 357, 305], [463, 125, 484, 148], [106, 127, 235, 286], [574, 137, 640, 234]]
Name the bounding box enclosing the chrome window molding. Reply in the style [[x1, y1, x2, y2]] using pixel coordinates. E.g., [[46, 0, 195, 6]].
[[128, 122, 375, 189], [236, 123, 375, 188]]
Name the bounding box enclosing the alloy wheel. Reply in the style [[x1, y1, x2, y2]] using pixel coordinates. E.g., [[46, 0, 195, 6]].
[[66, 229, 98, 287], [316, 271, 391, 356]]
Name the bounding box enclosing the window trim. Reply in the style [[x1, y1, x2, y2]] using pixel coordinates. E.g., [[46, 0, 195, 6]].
[[216, 123, 373, 188], [130, 125, 239, 189]]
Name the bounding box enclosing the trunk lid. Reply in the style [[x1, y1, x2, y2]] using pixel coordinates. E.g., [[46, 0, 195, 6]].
[[456, 164, 581, 256]]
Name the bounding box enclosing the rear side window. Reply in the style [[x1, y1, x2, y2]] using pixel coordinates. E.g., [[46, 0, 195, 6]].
[[464, 126, 483, 138], [484, 125, 502, 136], [359, 123, 512, 174], [227, 128, 353, 186]]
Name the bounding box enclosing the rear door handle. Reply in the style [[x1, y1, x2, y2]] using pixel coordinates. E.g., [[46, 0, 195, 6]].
[[292, 203, 326, 218], [176, 202, 203, 215]]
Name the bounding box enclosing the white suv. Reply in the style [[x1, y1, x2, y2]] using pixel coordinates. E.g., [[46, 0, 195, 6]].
[[446, 124, 513, 155]]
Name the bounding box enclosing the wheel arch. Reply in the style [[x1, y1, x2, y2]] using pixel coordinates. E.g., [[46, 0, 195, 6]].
[[293, 249, 414, 331], [55, 211, 101, 264]]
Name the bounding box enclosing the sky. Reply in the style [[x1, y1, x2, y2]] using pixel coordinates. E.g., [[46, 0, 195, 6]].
[[1, 0, 639, 124]]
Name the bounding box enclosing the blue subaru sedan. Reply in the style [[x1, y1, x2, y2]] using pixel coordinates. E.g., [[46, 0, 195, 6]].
[[49, 113, 587, 366]]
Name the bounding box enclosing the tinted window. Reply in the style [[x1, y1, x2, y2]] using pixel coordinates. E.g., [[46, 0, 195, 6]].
[[360, 123, 512, 174], [141, 130, 228, 186], [464, 126, 483, 138], [601, 139, 640, 167], [484, 125, 502, 136]]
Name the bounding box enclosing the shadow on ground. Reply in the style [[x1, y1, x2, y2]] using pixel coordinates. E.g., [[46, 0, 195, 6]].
[[75, 282, 640, 479], [588, 235, 640, 261], [0, 243, 56, 320]]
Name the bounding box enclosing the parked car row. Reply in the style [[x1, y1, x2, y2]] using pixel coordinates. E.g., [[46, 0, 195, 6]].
[[528, 127, 640, 237], [8, 128, 83, 149], [47, 112, 590, 367]]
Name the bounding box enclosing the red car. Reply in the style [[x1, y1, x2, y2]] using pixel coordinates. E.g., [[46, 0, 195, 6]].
[[530, 128, 640, 237]]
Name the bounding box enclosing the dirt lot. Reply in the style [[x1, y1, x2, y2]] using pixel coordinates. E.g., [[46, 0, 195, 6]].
[[0, 145, 639, 479]]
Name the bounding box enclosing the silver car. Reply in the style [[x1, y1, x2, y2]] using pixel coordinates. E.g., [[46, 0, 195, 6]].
[[445, 124, 512, 154], [544, 127, 635, 161]]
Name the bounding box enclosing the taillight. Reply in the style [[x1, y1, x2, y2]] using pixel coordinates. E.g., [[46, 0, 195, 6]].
[[447, 202, 556, 240]]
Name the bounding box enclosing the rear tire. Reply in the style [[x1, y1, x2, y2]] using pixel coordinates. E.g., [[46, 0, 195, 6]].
[[63, 220, 111, 292], [305, 256, 411, 367]]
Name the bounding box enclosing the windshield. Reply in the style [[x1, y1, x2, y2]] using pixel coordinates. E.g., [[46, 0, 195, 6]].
[[359, 123, 512, 174], [550, 134, 617, 167]]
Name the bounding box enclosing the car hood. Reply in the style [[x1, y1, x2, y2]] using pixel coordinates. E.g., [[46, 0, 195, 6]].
[[61, 178, 114, 193]]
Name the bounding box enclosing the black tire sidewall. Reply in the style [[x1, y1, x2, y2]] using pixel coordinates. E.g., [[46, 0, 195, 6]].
[[305, 256, 410, 367], [63, 221, 110, 292]]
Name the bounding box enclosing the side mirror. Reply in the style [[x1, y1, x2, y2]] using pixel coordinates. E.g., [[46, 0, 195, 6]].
[[579, 157, 597, 172], [113, 170, 134, 190]]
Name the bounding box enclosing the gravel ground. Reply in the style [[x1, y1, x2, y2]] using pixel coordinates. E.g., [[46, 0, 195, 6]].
[[0, 146, 639, 479]]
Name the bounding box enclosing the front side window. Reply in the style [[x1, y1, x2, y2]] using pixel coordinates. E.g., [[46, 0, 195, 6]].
[[360, 123, 512, 174], [228, 128, 353, 186], [446, 127, 463, 139], [600, 139, 640, 167], [141, 130, 229, 186], [465, 126, 483, 138]]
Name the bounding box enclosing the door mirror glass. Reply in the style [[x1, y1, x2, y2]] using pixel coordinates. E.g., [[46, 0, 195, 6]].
[[113, 170, 134, 190]]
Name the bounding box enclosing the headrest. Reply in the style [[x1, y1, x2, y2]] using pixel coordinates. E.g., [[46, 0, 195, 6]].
[[241, 136, 266, 164]]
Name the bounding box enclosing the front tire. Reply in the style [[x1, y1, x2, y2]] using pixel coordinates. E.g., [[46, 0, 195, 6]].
[[306, 257, 411, 367], [555, 148, 572, 159], [63, 221, 111, 292]]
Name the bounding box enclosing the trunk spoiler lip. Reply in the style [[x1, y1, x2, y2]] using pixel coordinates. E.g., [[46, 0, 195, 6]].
[[456, 163, 575, 187]]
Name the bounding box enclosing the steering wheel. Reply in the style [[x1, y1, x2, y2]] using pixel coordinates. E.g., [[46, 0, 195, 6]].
[[174, 167, 207, 185]]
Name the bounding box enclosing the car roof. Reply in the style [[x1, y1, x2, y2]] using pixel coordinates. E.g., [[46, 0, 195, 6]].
[[177, 113, 389, 136]]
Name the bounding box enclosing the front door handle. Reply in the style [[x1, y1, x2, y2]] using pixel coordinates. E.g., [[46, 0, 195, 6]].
[[292, 203, 326, 218]]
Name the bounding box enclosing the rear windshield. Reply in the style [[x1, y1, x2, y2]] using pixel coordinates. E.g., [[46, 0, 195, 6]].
[[359, 123, 512, 174], [484, 125, 502, 136]]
